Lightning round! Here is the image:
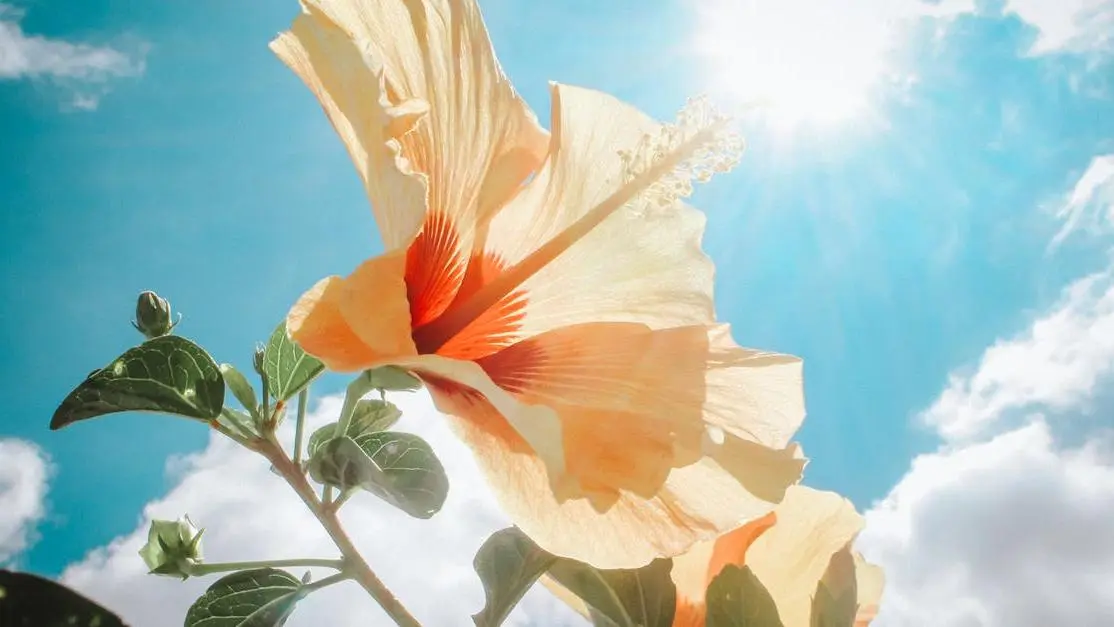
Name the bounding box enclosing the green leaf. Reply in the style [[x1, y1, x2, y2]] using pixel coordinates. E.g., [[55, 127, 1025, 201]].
[[589, 607, 621, 627], [364, 366, 422, 392], [809, 547, 859, 627], [306, 436, 377, 492], [705, 565, 784, 627], [262, 322, 324, 402], [0, 569, 130, 627], [304, 399, 402, 459], [472, 528, 558, 627], [184, 568, 303, 627], [219, 364, 259, 416], [547, 557, 676, 627], [349, 398, 403, 432], [306, 431, 449, 519], [51, 335, 224, 430], [810, 583, 857, 627], [216, 407, 257, 439], [352, 431, 449, 519]]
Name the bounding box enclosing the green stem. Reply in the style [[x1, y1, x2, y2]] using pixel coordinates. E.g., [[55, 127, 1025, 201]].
[[302, 571, 352, 594], [189, 557, 344, 577], [333, 372, 376, 439], [293, 389, 309, 466], [261, 376, 271, 429], [262, 442, 423, 627], [331, 489, 354, 512]]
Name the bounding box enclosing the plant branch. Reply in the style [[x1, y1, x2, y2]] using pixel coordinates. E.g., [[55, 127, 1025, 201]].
[[302, 571, 352, 594], [262, 442, 422, 627], [189, 557, 344, 577]]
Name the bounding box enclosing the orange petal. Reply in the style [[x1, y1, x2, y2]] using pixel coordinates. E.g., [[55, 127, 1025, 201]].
[[854, 553, 885, 626], [270, 4, 429, 249], [289, 251, 418, 371], [706, 512, 779, 586], [475, 322, 805, 507], [423, 369, 803, 569], [294, 0, 549, 243], [670, 512, 778, 627], [392, 354, 567, 488], [336, 249, 419, 361], [480, 83, 719, 340], [745, 486, 872, 627], [286, 276, 382, 372]]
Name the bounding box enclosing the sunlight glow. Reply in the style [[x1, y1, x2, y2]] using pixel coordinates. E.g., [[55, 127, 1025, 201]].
[[691, 0, 903, 129]]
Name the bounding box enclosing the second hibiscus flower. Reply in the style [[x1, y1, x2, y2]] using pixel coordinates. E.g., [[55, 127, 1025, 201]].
[[272, 0, 807, 569]]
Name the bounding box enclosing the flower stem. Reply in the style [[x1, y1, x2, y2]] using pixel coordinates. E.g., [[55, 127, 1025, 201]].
[[262, 442, 422, 627], [189, 557, 343, 577], [293, 389, 309, 466]]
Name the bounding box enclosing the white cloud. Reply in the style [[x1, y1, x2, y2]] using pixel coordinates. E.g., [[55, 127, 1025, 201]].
[[921, 263, 1114, 442], [1004, 0, 1114, 54], [857, 160, 1114, 626], [1050, 155, 1114, 249], [0, 438, 51, 565], [860, 421, 1114, 627], [60, 393, 584, 627], [0, 3, 146, 109]]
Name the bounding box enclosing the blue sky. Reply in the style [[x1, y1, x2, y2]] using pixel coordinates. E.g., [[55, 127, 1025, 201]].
[[2, 0, 1114, 625]]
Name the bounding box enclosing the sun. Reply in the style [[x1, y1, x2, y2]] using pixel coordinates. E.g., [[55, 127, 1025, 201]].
[[690, 0, 895, 129]]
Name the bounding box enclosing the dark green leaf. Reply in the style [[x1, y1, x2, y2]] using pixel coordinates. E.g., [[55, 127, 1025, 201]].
[[810, 547, 859, 627], [219, 364, 259, 416], [0, 569, 130, 627], [51, 335, 224, 430], [262, 322, 324, 402], [306, 431, 449, 519], [705, 565, 784, 627], [184, 568, 303, 627], [364, 366, 422, 392], [547, 557, 675, 627], [810, 583, 857, 627], [590, 607, 621, 627], [472, 528, 558, 627], [304, 399, 402, 459], [306, 436, 378, 492], [352, 431, 449, 519]]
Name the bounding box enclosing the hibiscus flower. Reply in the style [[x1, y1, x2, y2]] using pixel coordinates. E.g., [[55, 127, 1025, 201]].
[[545, 487, 884, 625], [669, 486, 884, 626], [272, 0, 807, 569]]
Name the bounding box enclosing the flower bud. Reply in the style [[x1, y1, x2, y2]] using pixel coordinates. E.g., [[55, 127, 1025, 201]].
[[133, 291, 176, 339], [138, 515, 204, 579], [253, 343, 267, 377]]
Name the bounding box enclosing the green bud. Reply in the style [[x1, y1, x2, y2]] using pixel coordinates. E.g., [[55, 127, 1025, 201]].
[[252, 343, 267, 377], [132, 291, 176, 339], [138, 515, 204, 579]]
